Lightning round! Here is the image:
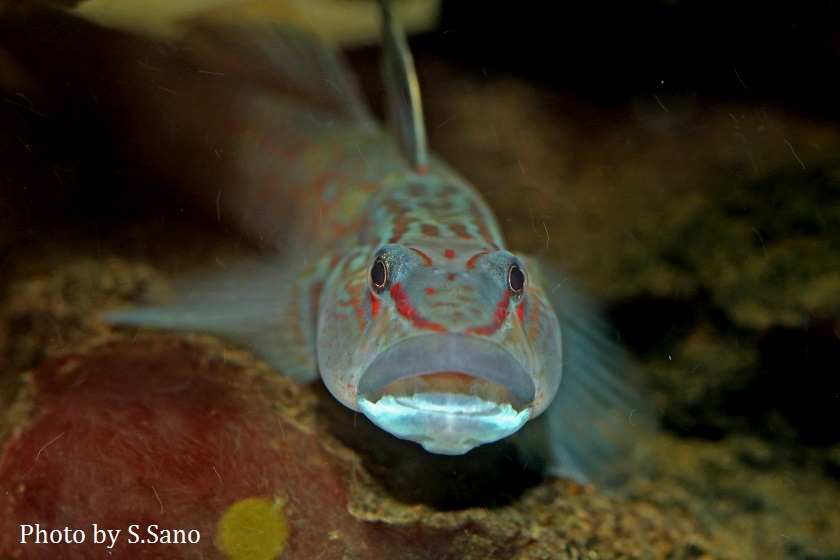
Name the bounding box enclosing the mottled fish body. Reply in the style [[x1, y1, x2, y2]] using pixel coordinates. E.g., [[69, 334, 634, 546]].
[[1, 2, 654, 483], [181, 43, 568, 455]]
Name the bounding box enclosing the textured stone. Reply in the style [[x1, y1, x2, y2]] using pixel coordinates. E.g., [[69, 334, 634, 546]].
[[0, 337, 509, 560]]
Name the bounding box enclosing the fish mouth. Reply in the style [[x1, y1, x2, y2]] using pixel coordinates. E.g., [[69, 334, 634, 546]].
[[357, 334, 535, 455]]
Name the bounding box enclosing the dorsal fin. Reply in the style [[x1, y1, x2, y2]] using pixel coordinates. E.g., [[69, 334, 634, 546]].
[[380, 0, 429, 173]]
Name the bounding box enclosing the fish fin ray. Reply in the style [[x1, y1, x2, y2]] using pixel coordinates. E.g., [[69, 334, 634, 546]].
[[181, 19, 374, 124], [101, 256, 328, 384], [380, 0, 428, 171], [513, 258, 657, 486]]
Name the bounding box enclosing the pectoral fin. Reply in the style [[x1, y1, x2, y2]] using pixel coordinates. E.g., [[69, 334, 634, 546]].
[[101, 255, 331, 384], [513, 259, 657, 486]]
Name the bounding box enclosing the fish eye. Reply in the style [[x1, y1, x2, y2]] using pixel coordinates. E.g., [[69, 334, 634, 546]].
[[370, 258, 388, 293], [508, 263, 526, 295]]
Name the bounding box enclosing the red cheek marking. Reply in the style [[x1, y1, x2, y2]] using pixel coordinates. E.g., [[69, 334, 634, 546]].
[[516, 301, 525, 324], [390, 282, 447, 332], [444, 249, 455, 259], [425, 287, 436, 295], [467, 292, 510, 336], [447, 273, 456, 281], [370, 293, 380, 318]]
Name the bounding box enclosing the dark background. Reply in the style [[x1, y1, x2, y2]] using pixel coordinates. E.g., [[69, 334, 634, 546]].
[[432, 0, 840, 116]]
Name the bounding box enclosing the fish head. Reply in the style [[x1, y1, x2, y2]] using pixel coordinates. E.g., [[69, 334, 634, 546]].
[[317, 241, 563, 455]]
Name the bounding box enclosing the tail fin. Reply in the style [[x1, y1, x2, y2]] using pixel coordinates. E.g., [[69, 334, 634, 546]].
[[178, 20, 373, 124], [73, 0, 442, 48], [69, 0, 442, 125]]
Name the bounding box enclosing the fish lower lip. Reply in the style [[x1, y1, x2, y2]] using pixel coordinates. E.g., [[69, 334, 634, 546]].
[[365, 371, 528, 412], [358, 393, 532, 455], [356, 334, 535, 454]]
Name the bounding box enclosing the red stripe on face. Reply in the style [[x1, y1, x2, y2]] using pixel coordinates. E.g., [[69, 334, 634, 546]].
[[465, 251, 489, 269], [390, 282, 447, 332], [516, 301, 525, 324], [466, 292, 510, 336], [409, 248, 433, 266], [371, 292, 380, 317], [444, 249, 455, 259]]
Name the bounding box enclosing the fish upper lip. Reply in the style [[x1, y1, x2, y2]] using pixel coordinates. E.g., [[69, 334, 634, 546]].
[[357, 333, 535, 408]]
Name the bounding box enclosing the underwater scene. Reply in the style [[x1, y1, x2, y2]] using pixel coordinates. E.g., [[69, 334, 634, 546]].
[[0, 1, 838, 558]]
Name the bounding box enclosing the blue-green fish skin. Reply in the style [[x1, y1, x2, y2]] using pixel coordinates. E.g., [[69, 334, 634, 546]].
[[81, 7, 658, 483]]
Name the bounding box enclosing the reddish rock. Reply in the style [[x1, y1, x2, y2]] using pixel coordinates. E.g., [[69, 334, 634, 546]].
[[0, 337, 504, 559]]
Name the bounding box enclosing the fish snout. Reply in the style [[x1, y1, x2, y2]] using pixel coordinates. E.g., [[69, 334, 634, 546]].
[[356, 333, 535, 454], [398, 271, 508, 334]]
